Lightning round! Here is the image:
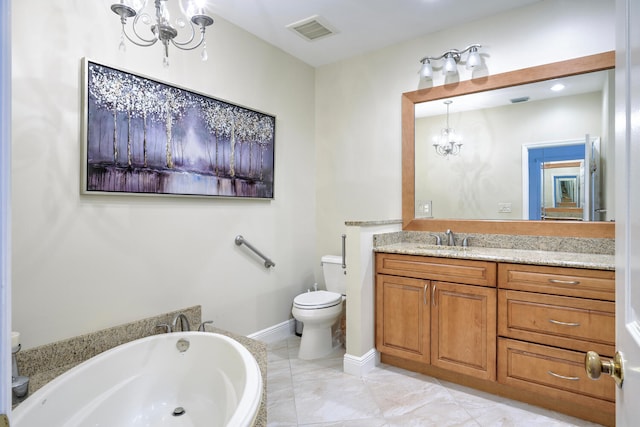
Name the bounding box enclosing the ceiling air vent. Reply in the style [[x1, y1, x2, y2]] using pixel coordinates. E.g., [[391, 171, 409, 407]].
[[286, 15, 337, 41]]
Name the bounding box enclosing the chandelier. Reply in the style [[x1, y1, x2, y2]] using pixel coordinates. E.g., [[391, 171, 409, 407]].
[[110, 0, 214, 67], [419, 44, 482, 79], [433, 101, 462, 158]]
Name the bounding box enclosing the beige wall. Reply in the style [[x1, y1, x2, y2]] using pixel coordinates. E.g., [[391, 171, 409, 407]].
[[314, 0, 615, 266], [11, 2, 316, 348]]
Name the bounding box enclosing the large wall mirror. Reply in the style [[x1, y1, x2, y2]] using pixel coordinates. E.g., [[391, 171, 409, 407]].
[[402, 51, 615, 238]]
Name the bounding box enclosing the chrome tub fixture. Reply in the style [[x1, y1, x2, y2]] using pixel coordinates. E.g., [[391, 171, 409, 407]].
[[419, 44, 482, 79], [110, 0, 214, 67], [12, 347, 30, 404], [171, 313, 191, 332]]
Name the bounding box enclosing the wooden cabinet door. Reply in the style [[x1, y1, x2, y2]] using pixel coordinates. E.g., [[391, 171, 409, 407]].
[[376, 274, 430, 363], [431, 281, 497, 380]]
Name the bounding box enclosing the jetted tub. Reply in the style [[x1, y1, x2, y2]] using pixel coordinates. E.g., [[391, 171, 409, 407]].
[[12, 332, 263, 427]]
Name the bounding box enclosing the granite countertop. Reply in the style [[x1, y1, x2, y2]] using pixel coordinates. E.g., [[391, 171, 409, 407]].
[[374, 242, 615, 270]]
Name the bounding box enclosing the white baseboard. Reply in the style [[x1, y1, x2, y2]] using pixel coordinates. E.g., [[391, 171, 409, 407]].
[[248, 319, 295, 344], [343, 348, 378, 377]]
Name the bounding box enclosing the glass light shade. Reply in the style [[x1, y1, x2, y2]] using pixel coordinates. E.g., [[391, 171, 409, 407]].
[[121, 0, 146, 13], [443, 55, 458, 75], [438, 128, 461, 145], [420, 61, 433, 79], [135, 0, 147, 10], [466, 48, 481, 69], [159, 2, 170, 23], [180, 0, 207, 17]]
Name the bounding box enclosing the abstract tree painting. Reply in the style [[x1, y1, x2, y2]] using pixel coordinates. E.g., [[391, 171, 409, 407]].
[[83, 60, 276, 198]]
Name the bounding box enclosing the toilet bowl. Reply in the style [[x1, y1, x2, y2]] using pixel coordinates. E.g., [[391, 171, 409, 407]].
[[292, 255, 346, 360]]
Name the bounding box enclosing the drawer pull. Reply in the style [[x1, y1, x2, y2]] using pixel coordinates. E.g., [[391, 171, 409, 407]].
[[548, 319, 581, 327], [548, 279, 581, 285], [547, 370, 580, 381], [424, 283, 428, 306]]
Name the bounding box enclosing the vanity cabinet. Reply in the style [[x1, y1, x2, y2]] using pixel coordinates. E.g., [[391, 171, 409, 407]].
[[497, 263, 615, 415], [375, 253, 497, 380], [374, 252, 615, 426]]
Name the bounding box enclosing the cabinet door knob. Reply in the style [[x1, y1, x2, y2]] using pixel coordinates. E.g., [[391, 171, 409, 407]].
[[585, 350, 624, 388]]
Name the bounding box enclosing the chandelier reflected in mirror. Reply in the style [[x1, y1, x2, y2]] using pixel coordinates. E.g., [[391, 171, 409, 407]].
[[110, 0, 214, 67], [433, 100, 462, 158]]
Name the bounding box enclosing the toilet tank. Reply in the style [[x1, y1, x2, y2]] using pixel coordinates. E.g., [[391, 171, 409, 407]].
[[321, 255, 346, 295]]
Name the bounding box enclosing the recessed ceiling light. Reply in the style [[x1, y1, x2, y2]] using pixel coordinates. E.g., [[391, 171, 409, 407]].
[[550, 83, 565, 92]]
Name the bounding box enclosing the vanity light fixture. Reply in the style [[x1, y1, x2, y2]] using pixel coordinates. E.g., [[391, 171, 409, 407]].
[[419, 44, 482, 79], [110, 0, 214, 67], [433, 100, 462, 158]]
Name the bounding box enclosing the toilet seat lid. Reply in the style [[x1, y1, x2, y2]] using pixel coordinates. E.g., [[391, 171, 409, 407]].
[[294, 291, 342, 309]]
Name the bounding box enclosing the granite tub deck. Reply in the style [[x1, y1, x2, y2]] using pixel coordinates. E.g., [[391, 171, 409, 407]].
[[373, 231, 615, 270], [13, 306, 267, 427]]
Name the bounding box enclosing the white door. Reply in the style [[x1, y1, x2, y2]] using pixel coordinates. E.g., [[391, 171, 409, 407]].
[[614, 0, 640, 424], [0, 0, 11, 422]]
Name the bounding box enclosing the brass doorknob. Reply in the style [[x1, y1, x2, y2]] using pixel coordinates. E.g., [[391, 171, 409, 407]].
[[585, 350, 624, 388]]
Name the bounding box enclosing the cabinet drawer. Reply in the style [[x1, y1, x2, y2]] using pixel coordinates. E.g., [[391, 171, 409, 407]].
[[376, 253, 496, 287], [498, 290, 614, 355], [498, 338, 615, 412], [498, 263, 614, 301]]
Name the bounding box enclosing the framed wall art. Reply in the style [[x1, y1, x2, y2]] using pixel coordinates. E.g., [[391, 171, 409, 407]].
[[82, 59, 276, 199]]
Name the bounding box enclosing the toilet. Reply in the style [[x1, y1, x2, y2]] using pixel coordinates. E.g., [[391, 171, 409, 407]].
[[292, 255, 346, 360]]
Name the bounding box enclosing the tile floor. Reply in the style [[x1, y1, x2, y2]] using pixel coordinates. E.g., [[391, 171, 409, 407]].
[[266, 335, 603, 427]]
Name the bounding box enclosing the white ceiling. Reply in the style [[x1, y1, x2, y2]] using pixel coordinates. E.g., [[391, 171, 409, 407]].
[[207, 0, 543, 67]]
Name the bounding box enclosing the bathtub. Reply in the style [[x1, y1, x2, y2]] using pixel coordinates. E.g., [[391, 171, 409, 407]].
[[12, 332, 263, 427]]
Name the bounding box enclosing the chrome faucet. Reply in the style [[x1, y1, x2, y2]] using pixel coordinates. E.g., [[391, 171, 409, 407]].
[[171, 313, 191, 332], [198, 320, 214, 332], [445, 229, 455, 246], [156, 323, 171, 334], [429, 233, 442, 246], [12, 345, 29, 404]]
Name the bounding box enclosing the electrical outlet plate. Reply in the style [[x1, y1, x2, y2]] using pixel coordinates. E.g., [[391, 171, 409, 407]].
[[423, 200, 432, 216], [498, 202, 512, 213], [416, 200, 433, 218]]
